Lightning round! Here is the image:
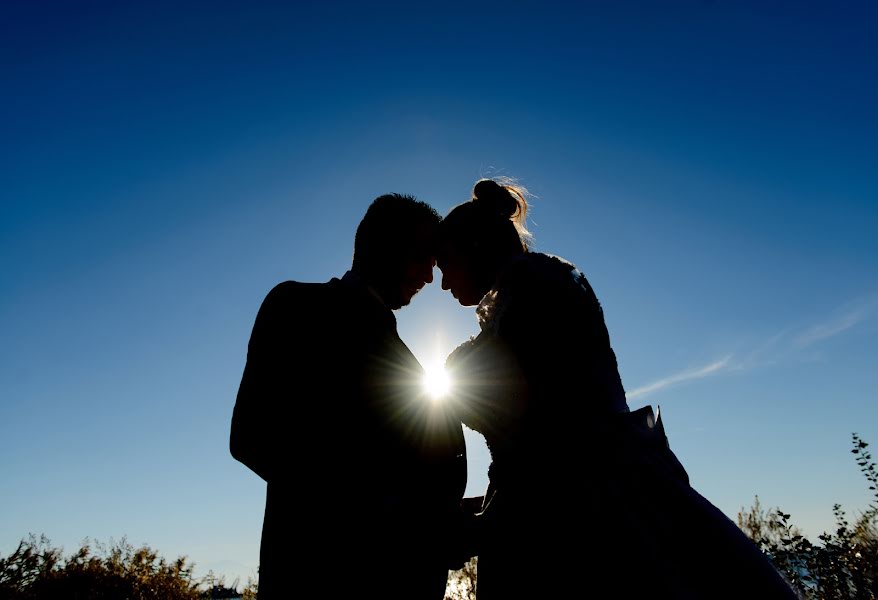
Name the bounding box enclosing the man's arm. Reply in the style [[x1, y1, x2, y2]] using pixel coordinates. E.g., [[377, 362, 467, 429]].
[[230, 283, 296, 482]]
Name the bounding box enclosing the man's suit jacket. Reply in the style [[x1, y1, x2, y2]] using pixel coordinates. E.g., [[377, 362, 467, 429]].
[[231, 276, 467, 599]]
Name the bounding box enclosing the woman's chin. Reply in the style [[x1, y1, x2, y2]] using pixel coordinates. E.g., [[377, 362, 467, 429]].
[[458, 295, 478, 307]]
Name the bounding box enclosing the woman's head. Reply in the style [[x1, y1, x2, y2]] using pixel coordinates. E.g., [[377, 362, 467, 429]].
[[438, 178, 531, 306]]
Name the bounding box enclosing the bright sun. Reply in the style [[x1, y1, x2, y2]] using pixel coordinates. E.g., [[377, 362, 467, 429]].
[[423, 362, 451, 400]]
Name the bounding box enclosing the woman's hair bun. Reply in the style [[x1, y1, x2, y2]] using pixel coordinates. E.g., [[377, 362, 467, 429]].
[[472, 178, 521, 220]]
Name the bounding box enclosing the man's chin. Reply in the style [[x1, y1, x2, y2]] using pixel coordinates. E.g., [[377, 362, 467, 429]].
[[388, 293, 414, 311]]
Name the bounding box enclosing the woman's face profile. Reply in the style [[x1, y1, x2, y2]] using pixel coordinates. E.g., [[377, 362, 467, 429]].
[[437, 240, 488, 306]]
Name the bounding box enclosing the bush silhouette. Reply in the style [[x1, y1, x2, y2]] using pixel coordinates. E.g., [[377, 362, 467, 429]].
[[738, 433, 878, 599], [0, 536, 257, 600]]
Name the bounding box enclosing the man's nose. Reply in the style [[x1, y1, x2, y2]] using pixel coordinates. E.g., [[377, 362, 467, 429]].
[[441, 272, 450, 290]]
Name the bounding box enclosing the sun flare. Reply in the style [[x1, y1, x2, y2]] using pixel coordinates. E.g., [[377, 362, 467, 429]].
[[423, 362, 451, 400]]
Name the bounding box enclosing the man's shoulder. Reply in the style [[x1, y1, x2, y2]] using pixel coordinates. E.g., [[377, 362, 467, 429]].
[[255, 279, 341, 319], [264, 278, 341, 300]]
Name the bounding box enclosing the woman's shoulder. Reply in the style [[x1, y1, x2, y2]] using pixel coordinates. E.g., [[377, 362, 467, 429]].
[[499, 252, 580, 289], [476, 253, 580, 328]]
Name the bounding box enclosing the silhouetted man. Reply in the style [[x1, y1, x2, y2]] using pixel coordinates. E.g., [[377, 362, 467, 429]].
[[231, 194, 467, 599]]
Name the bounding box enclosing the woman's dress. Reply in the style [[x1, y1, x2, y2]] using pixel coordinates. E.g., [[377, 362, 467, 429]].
[[447, 252, 796, 599]]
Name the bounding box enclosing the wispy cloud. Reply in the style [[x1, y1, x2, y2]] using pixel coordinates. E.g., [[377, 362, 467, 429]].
[[628, 293, 877, 401], [793, 296, 877, 348], [727, 328, 799, 372], [627, 355, 733, 400]]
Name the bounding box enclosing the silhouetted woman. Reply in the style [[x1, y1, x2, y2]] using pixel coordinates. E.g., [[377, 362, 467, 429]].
[[439, 178, 797, 599]]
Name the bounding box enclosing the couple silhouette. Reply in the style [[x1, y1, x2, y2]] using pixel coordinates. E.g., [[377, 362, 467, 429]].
[[231, 179, 798, 599]]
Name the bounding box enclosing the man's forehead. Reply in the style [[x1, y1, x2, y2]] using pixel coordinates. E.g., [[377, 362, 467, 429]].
[[406, 238, 437, 259], [405, 221, 438, 250]]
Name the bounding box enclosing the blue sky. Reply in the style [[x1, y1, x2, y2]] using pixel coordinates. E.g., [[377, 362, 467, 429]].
[[2, 0, 876, 584]]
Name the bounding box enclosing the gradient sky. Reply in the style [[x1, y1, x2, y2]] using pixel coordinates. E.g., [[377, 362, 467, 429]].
[[2, 0, 876, 585]]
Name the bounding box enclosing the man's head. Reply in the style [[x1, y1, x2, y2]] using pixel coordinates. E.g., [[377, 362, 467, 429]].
[[352, 193, 441, 310]]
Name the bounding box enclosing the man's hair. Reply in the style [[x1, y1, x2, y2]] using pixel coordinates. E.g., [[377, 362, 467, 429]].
[[352, 193, 441, 273]]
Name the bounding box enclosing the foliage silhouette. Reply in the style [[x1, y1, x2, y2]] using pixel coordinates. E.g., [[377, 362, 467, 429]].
[[0, 535, 257, 600], [738, 433, 878, 599]]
